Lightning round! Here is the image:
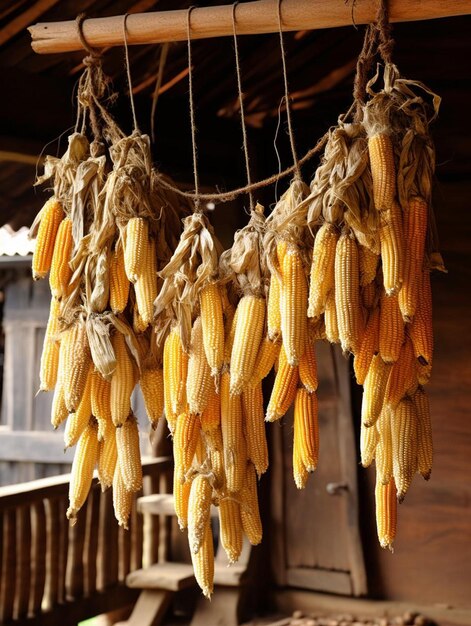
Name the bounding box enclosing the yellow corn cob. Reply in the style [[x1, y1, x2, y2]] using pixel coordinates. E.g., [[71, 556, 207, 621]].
[[375, 476, 397, 551], [335, 232, 362, 354], [360, 420, 378, 467], [90, 370, 112, 442], [266, 346, 299, 422], [219, 497, 243, 564], [191, 521, 214, 599], [398, 197, 428, 322], [110, 332, 135, 427], [385, 338, 418, 408], [293, 387, 319, 472], [188, 475, 213, 554], [308, 222, 339, 318], [200, 384, 220, 433], [379, 292, 405, 364], [187, 318, 214, 416], [174, 473, 192, 530], [299, 339, 318, 394], [416, 360, 432, 387], [116, 415, 142, 493], [194, 431, 207, 467], [97, 428, 117, 490], [293, 438, 309, 490], [140, 367, 164, 429], [280, 246, 308, 366], [249, 337, 280, 387], [368, 133, 396, 212], [379, 201, 404, 296], [134, 238, 157, 327], [163, 325, 188, 430], [109, 241, 130, 314], [354, 307, 380, 385], [324, 293, 339, 344], [376, 408, 393, 485], [64, 365, 93, 448], [124, 217, 149, 283], [200, 282, 225, 380], [32, 197, 64, 280], [361, 354, 392, 427], [267, 274, 282, 342], [230, 295, 265, 395], [49, 216, 73, 299], [409, 269, 433, 367], [132, 303, 148, 334], [359, 245, 379, 286], [51, 381, 68, 429], [362, 281, 377, 311], [67, 419, 99, 522], [173, 412, 201, 483], [223, 305, 238, 365], [40, 296, 62, 387], [62, 322, 92, 412], [242, 383, 268, 477], [240, 462, 263, 546], [221, 371, 246, 492], [413, 387, 433, 480], [391, 397, 418, 502], [309, 316, 326, 341], [113, 465, 133, 529]]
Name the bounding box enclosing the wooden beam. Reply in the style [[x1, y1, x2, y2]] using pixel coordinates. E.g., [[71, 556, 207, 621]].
[[0, 0, 61, 47], [29, 0, 471, 55]]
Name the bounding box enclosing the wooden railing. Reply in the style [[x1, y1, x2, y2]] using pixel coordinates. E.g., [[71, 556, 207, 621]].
[[0, 456, 173, 626]]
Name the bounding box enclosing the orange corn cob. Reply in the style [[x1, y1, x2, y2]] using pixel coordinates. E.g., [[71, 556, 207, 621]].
[[379, 292, 405, 364], [242, 383, 268, 477], [49, 217, 73, 299], [266, 346, 299, 422], [335, 232, 362, 354], [308, 223, 338, 318], [32, 197, 64, 280], [354, 307, 380, 385], [280, 245, 308, 366]]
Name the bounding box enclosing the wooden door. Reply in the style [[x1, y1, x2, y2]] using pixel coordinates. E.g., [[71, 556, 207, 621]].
[[270, 342, 367, 596]]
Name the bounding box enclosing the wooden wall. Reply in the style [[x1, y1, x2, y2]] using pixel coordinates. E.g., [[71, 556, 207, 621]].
[[360, 180, 471, 608]]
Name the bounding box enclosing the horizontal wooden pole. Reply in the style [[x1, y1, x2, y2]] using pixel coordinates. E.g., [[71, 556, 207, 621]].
[[29, 0, 471, 55]]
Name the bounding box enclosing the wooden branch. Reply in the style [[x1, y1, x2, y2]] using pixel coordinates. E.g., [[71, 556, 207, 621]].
[[29, 0, 471, 55], [0, 0, 61, 47]]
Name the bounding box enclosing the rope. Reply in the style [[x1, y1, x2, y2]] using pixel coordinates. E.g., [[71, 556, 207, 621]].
[[277, 0, 300, 180], [231, 1, 254, 211], [187, 6, 201, 212], [123, 13, 140, 133], [151, 43, 169, 143]]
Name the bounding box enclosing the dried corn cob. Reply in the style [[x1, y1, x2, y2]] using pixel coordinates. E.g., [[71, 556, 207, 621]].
[[191, 521, 214, 599], [109, 242, 130, 314], [230, 295, 265, 395], [200, 282, 224, 380], [280, 245, 308, 366], [362, 281, 377, 311], [173, 412, 201, 483], [97, 428, 117, 490], [335, 232, 363, 354], [32, 197, 64, 280], [134, 237, 157, 326], [124, 217, 148, 283], [360, 420, 378, 467], [116, 415, 142, 493], [90, 370, 112, 442], [399, 197, 428, 322], [51, 381, 68, 429], [324, 293, 339, 344], [414, 387, 433, 480], [163, 325, 188, 429], [379, 292, 405, 364], [354, 307, 380, 385], [267, 274, 282, 342], [266, 346, 299, 422], [379, 201, 404, 296], [368, 133, 396, 212], [392, 397, 418, 502], [293, 439, 309, 490], [174, 473, 192, 530], [293, 387, 319, 472], [240, 462, 263, 545], [308, 222, 338, 318], [359, 245, 379, 286], [219, 497, 243, 564], [110, 332, 135, 426], [113, 465, 133, 529], [385, 338, 418, 408], [188, 474, 213, 554], [223, 304, 238, 365], [376, 408, 393, 485], [64, 365, 93, 448], [375, 476, 397, 551], [140, 367, 164, 428], [40, 298, 61, 392], [361, 354, 392, 427], [62, 322, 92, 412], [200, 385, 220, 433], [49, 217, 73, 299], [221, 371, 246, 493], [249, 337, 280, 387], [299, 339, 318, 394], [409, 269, 433, 367], [242, 383, 268, 477], [187, 317, 213, 415], [67, 419, 99, 522]]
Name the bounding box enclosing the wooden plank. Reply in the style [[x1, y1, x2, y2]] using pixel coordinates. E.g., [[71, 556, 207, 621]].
[[138, 493, 219, 518], [130, 495, 144, 573], [125, 589, 173, 626], [286, 567, 352, 595], [0, 430, 75, 463], [119, 522, 132, 583], [44, 498, 59, 610], [65, 501, 87, 600], [14, 506, 32, 619], [97, 488, 119, 591], [0, 509, 17, 623], [84, 487, 100, 597], [29, 500, 47, 616], [126, 562, 195, 591], [268, 416, 287, 587], [29, 0, 471, 54]]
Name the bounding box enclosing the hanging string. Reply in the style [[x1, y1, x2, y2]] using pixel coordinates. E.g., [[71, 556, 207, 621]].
[[376, 0, 394, 64], [123, 13, 140, 133], [352, 23, 379, 119], [277, 0, 301, 180], [75, 13, 103, 138], [151, 43, 169, 143], [186, 6, 202, 212], [231, 2, 254, 211]]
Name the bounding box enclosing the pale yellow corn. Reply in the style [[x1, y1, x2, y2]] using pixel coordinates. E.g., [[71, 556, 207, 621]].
[[361, 354, 392, 427], [200, 282, 225, 379], [335, 232, 363, 354], [62, 322, 92, 412], [392, 397, 418, 502], [110, 332, 135, 426], [90, 370, 112, 442], [124, 217, 148, 283], [191, 521, 214, 599], [116, 415, 142, 493], [379, 201, 404, 296], [188, 475, 213, 554], [376, 408, 393, 485], [230, 295, 265, 395], [134, 237, 157, 327], [51, 381, 68, 429], [32, 197, 64, 280], [299, 339, 318, 394], [140, 367, 164, 429], [173, 412, 201, 483], [219, 497, 243, 564], [379, 292, 404, 364], [324, 293, 339, 344], [368, 133, 396, 212], [360, 420, 378, 467], [40, 297, 62, 391], [163, 325, 188, 430], [240, 462, 263, 545], [249, 337, 280, 387], [221, 371, 246, 493], [242, 383, 268, 477], [67, 419, 99, 522], [308, 222, 338, 318], [200, 384, 220, 433], [187, 317, 213, 415], [113, 465, 133, 529], [174, 473, 192, 530], [97, 428, 117, 490], [267, 274, 282, 342], [375, 476, 397, 551], [280, 245, 308, 366]]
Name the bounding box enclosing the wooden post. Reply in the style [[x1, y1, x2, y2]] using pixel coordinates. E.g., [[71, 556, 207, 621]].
[[29, 0, 471, 55]]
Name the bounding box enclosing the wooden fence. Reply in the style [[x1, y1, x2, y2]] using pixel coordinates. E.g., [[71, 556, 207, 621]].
[[0, 456, 172, 626]]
